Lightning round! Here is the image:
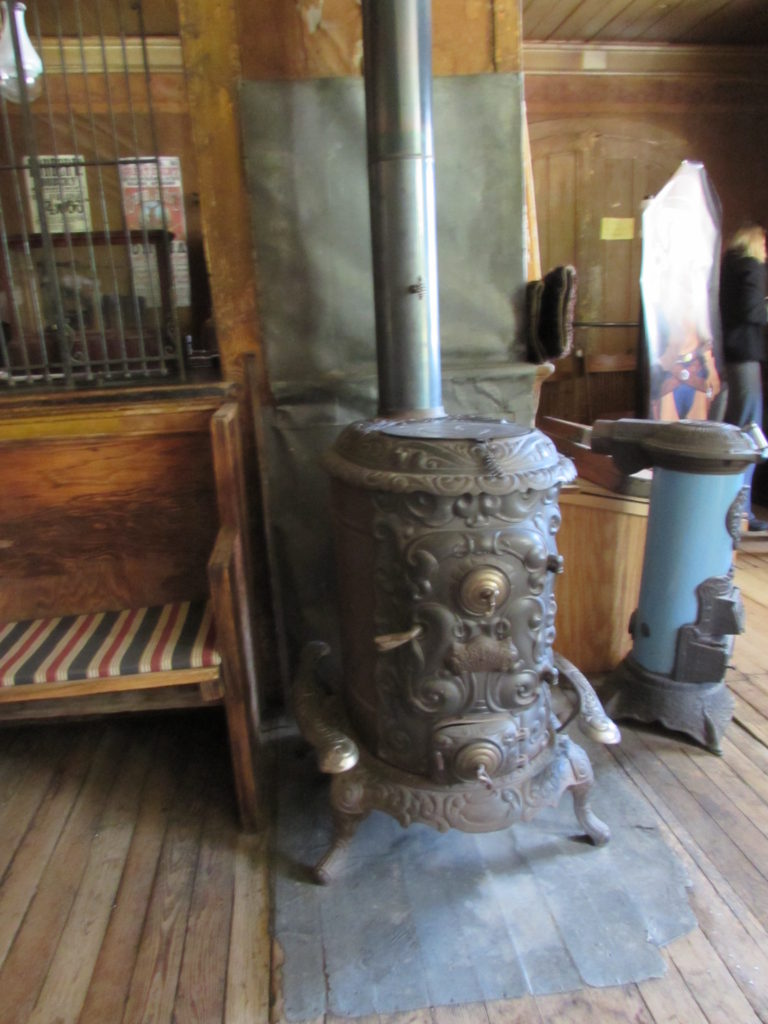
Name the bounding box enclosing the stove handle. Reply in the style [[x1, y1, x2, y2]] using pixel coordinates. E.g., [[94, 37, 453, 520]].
[[293, 641, 360, 774], [375, 625, 424, 651], [552, 652, 621, 745]]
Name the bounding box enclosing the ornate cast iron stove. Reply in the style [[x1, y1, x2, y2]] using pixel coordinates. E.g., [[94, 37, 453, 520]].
[[293, 0, 619, 882], [296, 417, 620, 882]]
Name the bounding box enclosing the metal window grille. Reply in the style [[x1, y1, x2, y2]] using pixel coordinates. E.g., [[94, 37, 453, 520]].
[[0, 1, 187, 389]]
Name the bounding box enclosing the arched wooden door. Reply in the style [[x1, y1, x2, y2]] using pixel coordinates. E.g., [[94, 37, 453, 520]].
[[529, 119, 688, 422]]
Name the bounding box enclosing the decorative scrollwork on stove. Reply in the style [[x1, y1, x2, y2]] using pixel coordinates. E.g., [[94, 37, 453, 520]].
[[485, 667, 542, 711], [447, 634, 520, 673], [318, 733, 608, 849], [324, 419, 576, 496], [726, 485, 750, 548], [370, 477, 569, 772], [408, 671, 470, 718]]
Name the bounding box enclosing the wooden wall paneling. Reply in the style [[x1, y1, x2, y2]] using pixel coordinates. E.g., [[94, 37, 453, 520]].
[[432, 0, 496, 75], [236, 0, 363, 79], [36, 1, 179, 36], [236, 0, 502, 79], [432, 1, 495, 75], [34, 74, 189, 117]]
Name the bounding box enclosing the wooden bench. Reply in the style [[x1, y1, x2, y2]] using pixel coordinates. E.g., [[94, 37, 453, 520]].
[[0, 384, 264, 831]]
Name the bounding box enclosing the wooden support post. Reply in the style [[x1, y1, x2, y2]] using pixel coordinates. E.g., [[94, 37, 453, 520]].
[[492, 0, 524, 73], [176, 0, 269, 395]]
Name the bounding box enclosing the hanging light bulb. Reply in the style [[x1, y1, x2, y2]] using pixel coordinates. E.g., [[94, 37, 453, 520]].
[[0, 2, 43, 103]]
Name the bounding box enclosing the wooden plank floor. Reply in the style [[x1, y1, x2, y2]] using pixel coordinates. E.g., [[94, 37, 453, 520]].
[[2, 547, 768, 1023]]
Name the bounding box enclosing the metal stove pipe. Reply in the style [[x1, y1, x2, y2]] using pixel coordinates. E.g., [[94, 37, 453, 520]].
[[362, 0, 444, 420]]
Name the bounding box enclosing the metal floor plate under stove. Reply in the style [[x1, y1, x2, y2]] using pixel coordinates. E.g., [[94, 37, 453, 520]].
[[272, 731, 696, 1021]]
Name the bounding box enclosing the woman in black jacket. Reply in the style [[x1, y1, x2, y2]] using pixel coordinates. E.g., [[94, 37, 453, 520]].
[[720, 223, 768, 531]]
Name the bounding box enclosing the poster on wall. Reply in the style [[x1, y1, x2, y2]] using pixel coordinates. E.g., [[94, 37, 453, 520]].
[[24, 155, 92, 234], [640, 160, 724, 421], [118, 156, 190, 308]]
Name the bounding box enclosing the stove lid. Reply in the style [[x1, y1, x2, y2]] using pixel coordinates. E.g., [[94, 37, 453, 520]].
[[378, 416, 528, 442], [324, 416, 576, 495], [592, 417, 768, 475]]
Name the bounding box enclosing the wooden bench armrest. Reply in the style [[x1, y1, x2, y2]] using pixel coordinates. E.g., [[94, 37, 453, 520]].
[[208, 525, 258, 725], [207, 525, 262, 831], [208, 523, 238, 579]]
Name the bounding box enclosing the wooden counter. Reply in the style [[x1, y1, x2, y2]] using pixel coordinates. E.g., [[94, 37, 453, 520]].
[[554, 478, 649, 676]]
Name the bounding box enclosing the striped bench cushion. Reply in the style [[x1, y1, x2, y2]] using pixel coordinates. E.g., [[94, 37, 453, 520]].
[[0, 600, 220, 687]]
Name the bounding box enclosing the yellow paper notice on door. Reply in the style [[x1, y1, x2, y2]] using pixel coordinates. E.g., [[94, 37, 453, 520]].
[[601, 217, 635, 240]]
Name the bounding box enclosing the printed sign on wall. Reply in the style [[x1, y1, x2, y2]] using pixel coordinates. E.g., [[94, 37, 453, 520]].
[[118, 156, 190, 308], [24, 155, 92, 234]]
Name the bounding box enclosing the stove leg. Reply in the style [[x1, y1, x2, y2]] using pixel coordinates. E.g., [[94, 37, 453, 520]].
[[571, 780, 611, 846], [563, 738, 611, 846], [313, 809, 367, 885]]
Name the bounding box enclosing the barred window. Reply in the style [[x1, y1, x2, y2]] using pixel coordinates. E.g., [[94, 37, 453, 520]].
[[0, 1, 213, 389]]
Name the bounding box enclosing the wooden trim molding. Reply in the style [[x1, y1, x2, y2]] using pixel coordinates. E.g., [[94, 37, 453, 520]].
[[523, 42, 768, 79], [37, 36, 768, 82], [0, 383, 235, 442], [42, 37, 183, 74]]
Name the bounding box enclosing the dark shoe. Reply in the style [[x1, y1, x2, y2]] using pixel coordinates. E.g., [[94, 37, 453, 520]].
[[748, 517, 768, 533]]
